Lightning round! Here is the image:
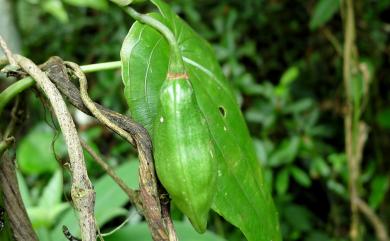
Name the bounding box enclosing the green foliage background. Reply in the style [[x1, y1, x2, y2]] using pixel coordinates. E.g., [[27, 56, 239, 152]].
[[1, 0, 389, 240]]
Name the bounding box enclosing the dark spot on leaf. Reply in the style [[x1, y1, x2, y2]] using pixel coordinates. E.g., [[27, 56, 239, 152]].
[[219, 106, 226, 117]]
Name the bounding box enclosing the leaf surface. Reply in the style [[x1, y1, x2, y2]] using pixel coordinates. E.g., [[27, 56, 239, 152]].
[[121, 1, 281, 240], [38, 170, 63, 208]]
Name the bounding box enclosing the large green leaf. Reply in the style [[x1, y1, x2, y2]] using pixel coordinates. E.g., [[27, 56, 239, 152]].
[[121, 1, 281, 240]]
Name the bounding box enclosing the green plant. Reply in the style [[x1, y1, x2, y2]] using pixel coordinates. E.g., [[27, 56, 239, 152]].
[[2, 0, 390, 240], [120, 1, 281, 240], [0, 0, 281, 240]]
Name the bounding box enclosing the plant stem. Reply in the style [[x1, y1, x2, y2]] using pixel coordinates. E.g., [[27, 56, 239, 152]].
[[0, 137, 14, 157], [356, 197, 389, 241], [342, 0, 360, 240], [0, 77, 34, 116], [124, 7, 185, 74], [80, 61, 121, 73], [0, 61, 121, 116]]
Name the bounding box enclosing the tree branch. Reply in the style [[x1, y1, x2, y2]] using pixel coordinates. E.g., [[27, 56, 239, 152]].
[[0, 153, 38, 241], [355, 197, 389, 241], [0, 36, 16, 66], [342, 0, 360, 239], [13, 54, 96, 241], [0, 52, 176, 241], [64, 60, 170, 241]]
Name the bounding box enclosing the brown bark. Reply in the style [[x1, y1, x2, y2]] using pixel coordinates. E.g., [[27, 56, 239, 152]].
[[0, 153, 38, 241]]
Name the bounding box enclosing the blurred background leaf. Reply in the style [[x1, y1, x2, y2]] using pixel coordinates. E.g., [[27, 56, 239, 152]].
[[309, 0, 340, 30], [16, 123, 66, 174]]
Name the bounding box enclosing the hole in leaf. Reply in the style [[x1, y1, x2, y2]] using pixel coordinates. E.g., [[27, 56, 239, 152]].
[[219, 106, 226, 117]]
